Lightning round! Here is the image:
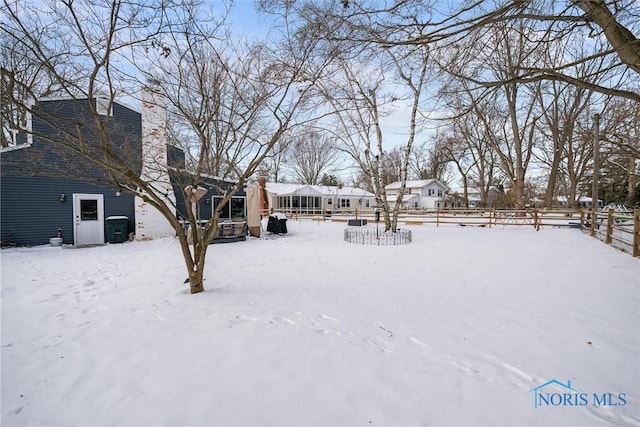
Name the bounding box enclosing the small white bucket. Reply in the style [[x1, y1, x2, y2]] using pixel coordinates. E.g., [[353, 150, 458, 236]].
[[49, 237, 63, 247]]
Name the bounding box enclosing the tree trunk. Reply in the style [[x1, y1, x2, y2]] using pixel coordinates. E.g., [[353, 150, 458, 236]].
[[628, 156, 637, 206], [176, 231, 209, 294], [577, 0, 640, 75], [189, 268, 205, 294], [462, 175, 469, 208]]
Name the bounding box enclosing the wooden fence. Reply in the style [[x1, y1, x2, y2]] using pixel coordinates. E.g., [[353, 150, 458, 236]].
[[274, 207, 640, 257], [581, 207, 640, 257], [279, 208, 590, 228]]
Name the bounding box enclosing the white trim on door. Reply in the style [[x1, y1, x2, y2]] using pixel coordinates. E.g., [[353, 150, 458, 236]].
[[73, 193, 105, 246]]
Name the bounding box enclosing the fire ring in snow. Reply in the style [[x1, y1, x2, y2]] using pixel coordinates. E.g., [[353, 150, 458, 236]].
[[343, 227, 412, 245]]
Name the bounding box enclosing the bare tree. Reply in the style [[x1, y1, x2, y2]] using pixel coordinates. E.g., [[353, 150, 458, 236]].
[[522, 29, 617, 208], [136, 6, 336, 293], [435, 133, 475, 208], [533, 73, 597, 207], [420, 139, 454, 184], [286, 130, 339, 184], [259, 139, 290, 183], [1, 0, 333, 294], [377, 146, 403, 186], [325, 42, 432, 231], [335, 0, 640, 101], [408, 141, 431, 180], [262, 0, 435, 231], [604, 95, 640, 159], [600, 97, 640, 205], [559, 121, 595, 207], [0, 29, 67, 147], [324, 46, 431, 231], [444, 21, 544, 207], [324, 59, 394, 229]]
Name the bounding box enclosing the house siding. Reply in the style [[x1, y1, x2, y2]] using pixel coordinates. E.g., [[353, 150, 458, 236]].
[[170, 171, 246, 222], [0, 175, 135, 246], [1, 98, 142, 246]]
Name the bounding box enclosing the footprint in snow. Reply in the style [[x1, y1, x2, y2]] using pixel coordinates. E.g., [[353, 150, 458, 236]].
[[228, 314, 257, 327], [362, 337, 392, 353], [270, 316, 296, 326], [310, 314, 340, 335], [407, 337, 432, 351]]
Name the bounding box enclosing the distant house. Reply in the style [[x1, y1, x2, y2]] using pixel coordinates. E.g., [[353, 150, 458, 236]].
[[448, 186, 503, 208], [1, 89, 245, 246], [449, 188, 483, 208], [265, 183, 375, 215], [385, 179, 451, 209], [556, 196, 603, 208]]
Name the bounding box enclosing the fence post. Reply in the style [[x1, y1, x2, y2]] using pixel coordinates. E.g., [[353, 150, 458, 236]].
[[436, 209, 439, 227], [605, 208, 614, 244], [533, 209, 539, 230], [634, 207, 639, 257], [580, 210, 585, 230]]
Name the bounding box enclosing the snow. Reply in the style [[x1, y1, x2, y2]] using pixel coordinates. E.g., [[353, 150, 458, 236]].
[[271, 212, 288, 220], [2, 220, 639, 426]]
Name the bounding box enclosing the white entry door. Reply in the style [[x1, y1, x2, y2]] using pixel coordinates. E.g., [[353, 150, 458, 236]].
[[73, 194, 105, 246]]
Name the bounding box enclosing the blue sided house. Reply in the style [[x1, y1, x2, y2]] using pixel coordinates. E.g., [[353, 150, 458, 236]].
[[1, 89, 245, 247]]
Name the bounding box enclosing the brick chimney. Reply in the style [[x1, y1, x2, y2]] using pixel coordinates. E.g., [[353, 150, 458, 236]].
[[135, 79, 176, 240]]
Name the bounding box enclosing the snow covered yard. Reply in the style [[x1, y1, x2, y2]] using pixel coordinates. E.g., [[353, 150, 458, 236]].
[[1, 220, 639, 426]]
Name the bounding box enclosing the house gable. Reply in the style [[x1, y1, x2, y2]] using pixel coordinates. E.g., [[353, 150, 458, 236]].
[[1, 98, 142, 180], [385, 179, 448, 196], [384, 179, 450, 210]]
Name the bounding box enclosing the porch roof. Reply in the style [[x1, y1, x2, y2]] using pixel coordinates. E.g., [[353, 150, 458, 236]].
[[267, 183, 374, 198]]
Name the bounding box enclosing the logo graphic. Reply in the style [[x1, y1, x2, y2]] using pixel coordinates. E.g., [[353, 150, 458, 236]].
[[528, 379, 626, 409]]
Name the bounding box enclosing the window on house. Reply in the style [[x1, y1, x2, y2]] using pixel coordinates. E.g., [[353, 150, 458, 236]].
[[428, 188, 434, 196], [2, 100, 32, 147], [437, 189, 443, 197], [230, 197, 245, 218], [96, 98, 113, 116], [213, 196, 246, 219], [340, 199, 350, 208], [365, 200, 370, 208], [278, 197, 291, 209]]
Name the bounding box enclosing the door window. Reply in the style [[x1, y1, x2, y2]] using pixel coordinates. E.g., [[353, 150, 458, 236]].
[[80, 199, 98, 220]]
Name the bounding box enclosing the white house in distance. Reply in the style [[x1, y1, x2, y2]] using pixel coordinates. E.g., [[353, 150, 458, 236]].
[[556, 196, 603, 208], [265, 183, 376, 215], [385, 179, 451, 209]]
